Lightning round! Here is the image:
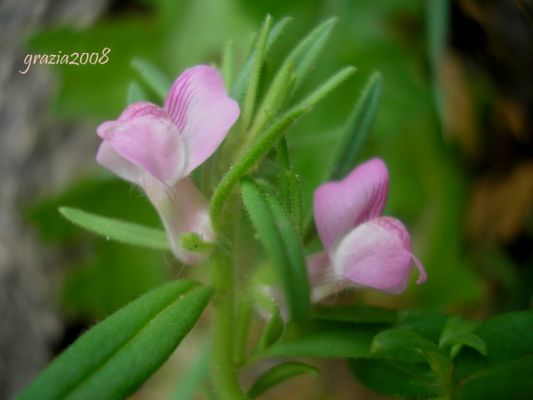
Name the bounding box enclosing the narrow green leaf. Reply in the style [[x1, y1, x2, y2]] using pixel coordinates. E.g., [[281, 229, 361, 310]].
[[285, 17, 337, 90], [59, 207, 170, 251], [262, 327, 377, 359], [241, 15, 272, 132], [330, 71, 382, 179], [313, 305, 398, 324], [245, 61, 295, 146], [258, 301, 284, 350], [18, 280, 213, 400], [221, 41, 234, 91], [127, 81, 147, 104], [247, 362, 318, 398], [426, 0, 449, 124], [241, 18, 337, 150], [277, 138, 302, 233], [231, 16, 292, 100], [241, 179, 310, 322], [210, 66, 355, 220], [131, 58, 171, 100]]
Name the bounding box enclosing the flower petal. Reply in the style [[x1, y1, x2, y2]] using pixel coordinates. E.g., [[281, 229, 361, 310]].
[[332, 217, 426, 295], [164, 65, 240, 175], [97, 115, 187, 185], [96, 141, 142, 184], [142, 176, 213, 265], [313, 158, 389, 251]]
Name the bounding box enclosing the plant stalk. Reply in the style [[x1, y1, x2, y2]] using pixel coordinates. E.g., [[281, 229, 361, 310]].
[[211, 246, 247, 400]]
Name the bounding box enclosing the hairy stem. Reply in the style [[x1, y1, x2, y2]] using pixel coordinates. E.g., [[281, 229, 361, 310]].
[[211, 246, 247, 400]]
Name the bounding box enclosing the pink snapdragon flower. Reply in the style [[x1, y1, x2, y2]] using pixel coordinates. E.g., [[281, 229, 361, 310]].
[[96, 65, 240, 264], [308, 158, 427, 300]]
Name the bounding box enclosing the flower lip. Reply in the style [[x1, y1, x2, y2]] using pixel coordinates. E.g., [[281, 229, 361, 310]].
[[331, 217, 419, 294], [97, 115, 187, 186]]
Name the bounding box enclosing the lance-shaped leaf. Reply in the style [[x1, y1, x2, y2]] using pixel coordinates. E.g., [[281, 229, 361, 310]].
[[131, 58, 171, 100], [247, 362, 318, 398], [210, 66, 355, 219], [232, 16, 292, 101], [241, 178, 310, 323], [17, 280, 213, 400], [59, 207, 170, 251], [426, 0, 449, 124], [284, 17, 337, 90], [261, 325, 378, 359], [241, 18, 337, 148], [240, 15, 272, 132], [221, 41, 235, 91], [330, 72, 382, 180]]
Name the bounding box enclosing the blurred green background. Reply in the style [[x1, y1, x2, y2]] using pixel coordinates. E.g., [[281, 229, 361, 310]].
[[27, 0, 532, 374]]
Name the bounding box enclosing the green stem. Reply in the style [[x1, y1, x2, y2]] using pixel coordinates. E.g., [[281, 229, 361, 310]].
[[211, 247, 247, 400]]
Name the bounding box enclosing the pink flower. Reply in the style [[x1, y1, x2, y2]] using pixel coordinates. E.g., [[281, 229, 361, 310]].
[[308, 158, 427, 300], [96, 65, 240, 264]]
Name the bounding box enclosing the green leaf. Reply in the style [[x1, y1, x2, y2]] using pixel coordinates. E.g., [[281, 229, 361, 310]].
[[231, 16, 292, 101], [313, 305, 398, 324], [240, 15, 272, 131], [370, 328, 445, 364], [210, 66, 355, 220], [131, 58, 171, 100], [221, 41, 235, 91], [452, 310, 533, 400], [284, 17, 337, 90], [245, 18, 337, 142], [348, 358, 440, 398], [276, 138, 302, 233], [439, 316, 486, 359], [241, 179, 310, 322], [247, 362, 318, 398], [397, 311, 448, 342], [258, 303, 285, 350], [330, 72, 382, 179], [17, 280, 213, 400], [426, 0, 449, 124], [262, 326, 377, 359], [59, 207, 170, 251], [245, 60, 295, 145], [127, 81, 147, 104]]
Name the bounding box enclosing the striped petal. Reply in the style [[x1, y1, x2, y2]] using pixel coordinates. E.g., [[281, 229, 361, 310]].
[[96, 141, 142, 184], [332, 217, 427, 295], [313, 158, 389, 251], [163, 65, 240, 175], [97, 105, 187, 185]]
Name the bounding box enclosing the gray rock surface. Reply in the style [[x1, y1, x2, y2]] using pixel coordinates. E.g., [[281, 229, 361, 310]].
[[0, 0, 106, 397]]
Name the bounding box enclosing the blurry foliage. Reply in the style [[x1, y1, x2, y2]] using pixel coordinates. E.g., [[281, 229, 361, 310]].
[[28, 176, 171, 319], [26, 0, 531, 327]]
